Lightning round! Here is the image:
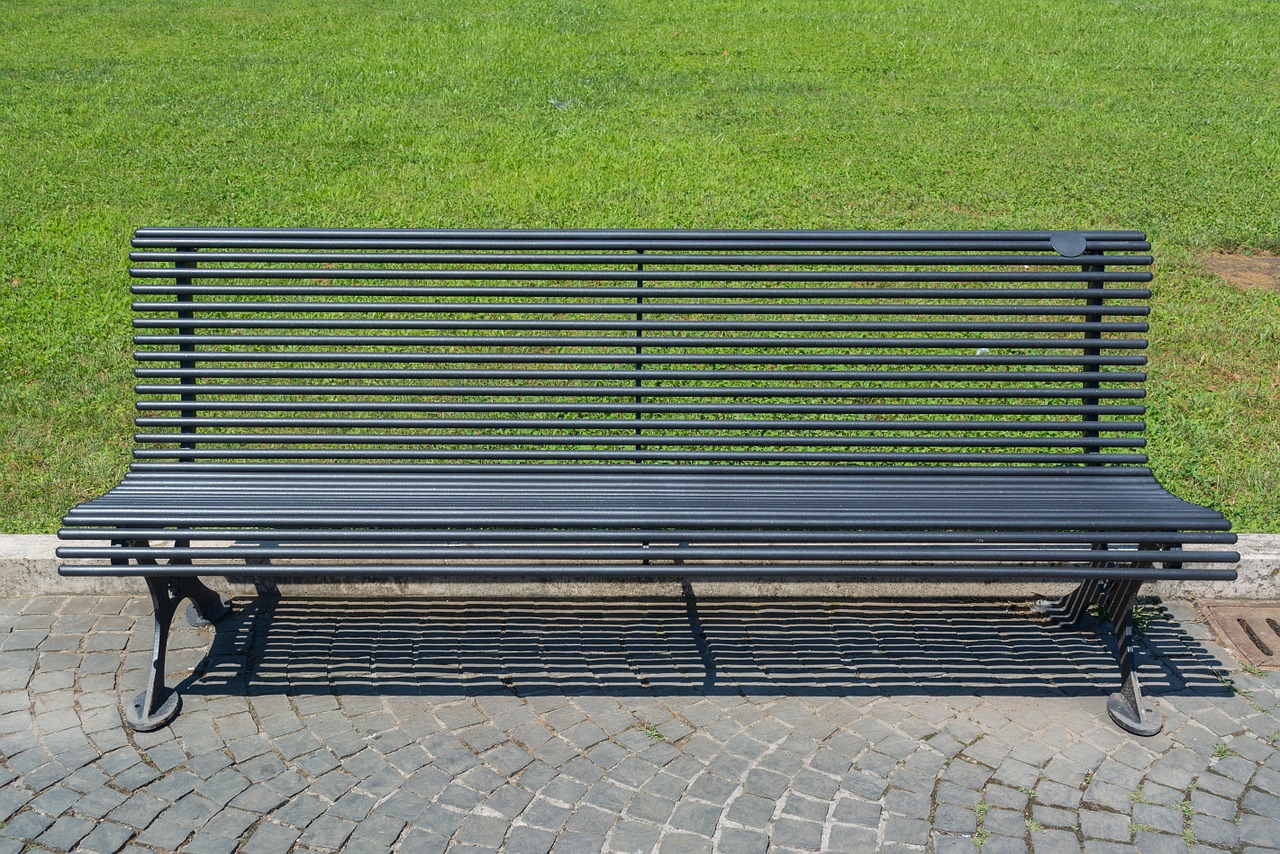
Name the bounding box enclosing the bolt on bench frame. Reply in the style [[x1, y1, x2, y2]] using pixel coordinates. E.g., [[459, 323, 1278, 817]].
[[57, 227, 1238, 734]]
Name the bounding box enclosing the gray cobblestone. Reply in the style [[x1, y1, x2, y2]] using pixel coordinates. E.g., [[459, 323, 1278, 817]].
[[1132, 802, 1185, 835], [1131, 832, 1187, 854], [35, 814, 95, 851], [134, 817, 192, 850], [885, 813, 931, 845], [76, 820, 134, 854], [297, 815, 357, 851], [1030, 828, 1082, 852], [241, 821, 300, 853], [1079, 810, 1129, 842]]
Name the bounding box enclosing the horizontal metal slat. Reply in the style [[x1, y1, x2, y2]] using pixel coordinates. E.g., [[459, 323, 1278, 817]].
[[124, 462, 1161, 476], [133, 226, 1147, 240], [128, 448, 1150, 464], [132, 432, 1142, 451], [58, 543, 1224, 564], [129, 340, 1149, 365], [133, 401, 1148, 417], [129, 250, 1156, 268], [131, 301, 1149, 329], [131, 284, 1155, 302], [130, 381, 1147, 400], [129, 299, 1151, 318], [130, 353, 1152, 375], [58, 527, 1233, 545], [130, 267, 1153, 283], [130, 431, 1145, 446], [57, 563, 1231, 581], [129, 367, 1146, 384], [133, 415, 1148, 437], [128, 326, 1152, 349]]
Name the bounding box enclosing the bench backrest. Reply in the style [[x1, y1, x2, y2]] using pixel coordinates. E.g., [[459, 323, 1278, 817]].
[[127, 228, 1154, 473]]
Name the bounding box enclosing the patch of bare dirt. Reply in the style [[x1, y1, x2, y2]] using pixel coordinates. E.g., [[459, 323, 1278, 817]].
[[1201, 252, 1280, 292]]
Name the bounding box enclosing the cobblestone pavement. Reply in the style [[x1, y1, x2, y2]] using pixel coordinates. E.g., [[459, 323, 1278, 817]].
[[2, 593, 1279, 853]]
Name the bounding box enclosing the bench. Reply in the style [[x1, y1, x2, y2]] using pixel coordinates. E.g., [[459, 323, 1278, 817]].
[[57, 227, 1238, 735]]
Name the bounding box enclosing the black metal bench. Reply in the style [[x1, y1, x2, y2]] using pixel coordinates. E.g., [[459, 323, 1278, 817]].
[[57, 227, 1237, 735]]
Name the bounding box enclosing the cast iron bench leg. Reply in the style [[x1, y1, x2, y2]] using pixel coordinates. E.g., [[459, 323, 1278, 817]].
[[1035, 570, 1162, 736], [121, 540, 232, 731], [1099, 578, 1161, 736]]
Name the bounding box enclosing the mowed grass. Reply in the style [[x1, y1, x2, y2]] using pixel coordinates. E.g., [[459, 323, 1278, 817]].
[[1, 0, 1277, 531]]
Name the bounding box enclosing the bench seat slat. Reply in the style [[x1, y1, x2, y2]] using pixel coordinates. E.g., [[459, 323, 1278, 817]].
[[58, 563, 1237, 582], [62, 470, 1231, 531]]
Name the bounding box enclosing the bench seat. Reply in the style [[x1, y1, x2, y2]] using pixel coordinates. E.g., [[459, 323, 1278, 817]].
[[60, 468, 1234, 578]]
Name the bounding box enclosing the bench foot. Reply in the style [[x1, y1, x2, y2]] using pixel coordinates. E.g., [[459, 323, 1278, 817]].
[[1108, 688, 1161, 737], [127, 686, 181, 732]]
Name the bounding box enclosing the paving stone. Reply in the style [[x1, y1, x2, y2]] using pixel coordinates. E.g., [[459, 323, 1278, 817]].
[[884, 814, 931, 845], [1079, 810, 1129, 842], [725, 793, 774, 829], [241, 821, 300, 853], [1191, 814, 1241, 847], [669, 800, 721, 837], [1081, 780, 1133, 812], [1196, 770, 1246, 800], [841, 770, 888, 800], [983, 807, 1029, 838], [2, 810, 55, 841], [77, 820, 134, 854], [1082, 844, 1133, 854], [934, 803, 979, 834], [35, 815, 96, 851], [135, 817, 192, 850], [454, 814, 510, 848], [936, 781, 984, 808], [182, 807, 257, 854], [1239, 813, 1280, 846], [1031, 804, 1079, 830], [107, 792, 168, 830], [297, 815, 358, 851], [1030, 828, 1082, 852], [345, 813, 405, 848], [1131, 832, 1187, 854], [545, 830, 607, 853], [718, 826, 770, 854], [933, 837, 980, 854], [504, 825, 556, 854], [525, 797, 573, 831], [1132, 802, 1186, 835], [1242, 787, 1280, 815], [274, 793, 329, 828], [565, 804, 616, 836], [30, 785, 81, 818]]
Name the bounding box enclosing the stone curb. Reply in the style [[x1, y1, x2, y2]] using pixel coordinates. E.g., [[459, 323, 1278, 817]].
[[3, 533, 1276, 599]]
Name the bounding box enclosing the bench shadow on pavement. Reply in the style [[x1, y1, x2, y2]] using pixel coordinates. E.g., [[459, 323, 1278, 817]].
[[185, 595, 1233, 703]]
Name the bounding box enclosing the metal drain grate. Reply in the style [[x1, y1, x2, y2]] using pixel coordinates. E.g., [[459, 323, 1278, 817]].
[[1200, 602, 1280, 669]]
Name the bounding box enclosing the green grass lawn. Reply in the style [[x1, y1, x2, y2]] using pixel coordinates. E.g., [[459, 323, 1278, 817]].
[[2, 0, 1278, 531]]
